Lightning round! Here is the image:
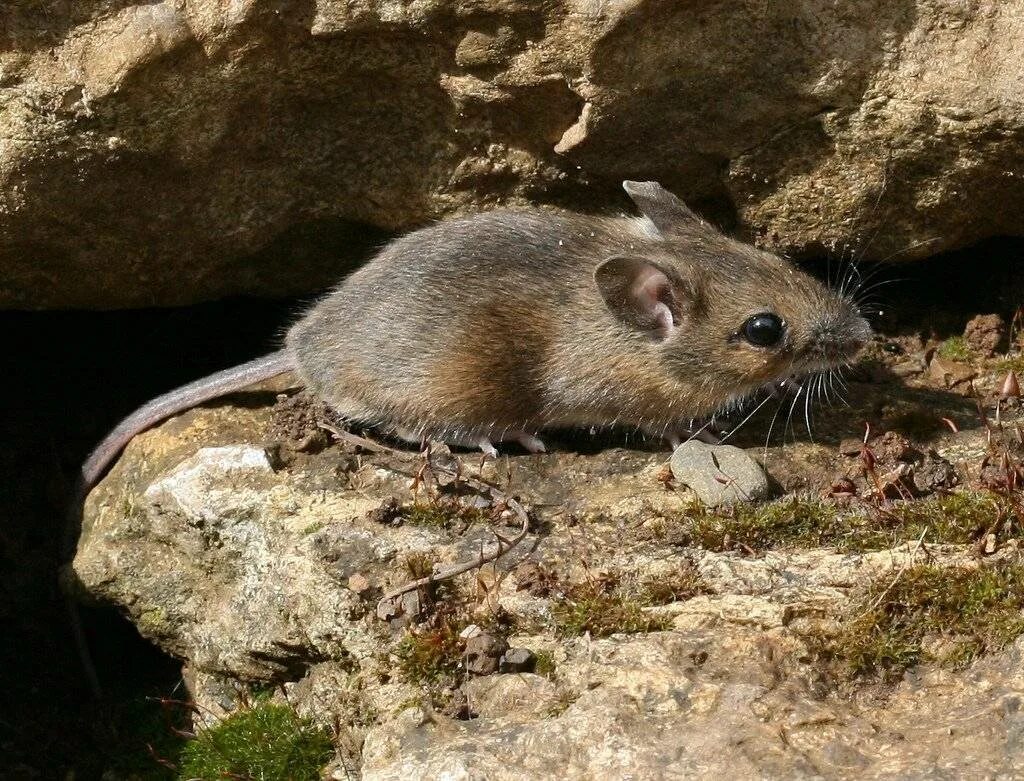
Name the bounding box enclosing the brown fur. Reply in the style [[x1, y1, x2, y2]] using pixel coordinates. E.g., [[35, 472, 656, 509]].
[[81, 181, 872, 491], [286, 181, 871, 446]]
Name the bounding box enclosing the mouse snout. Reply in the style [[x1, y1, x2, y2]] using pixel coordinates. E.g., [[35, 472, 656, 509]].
[[809, 312, 873, 365]]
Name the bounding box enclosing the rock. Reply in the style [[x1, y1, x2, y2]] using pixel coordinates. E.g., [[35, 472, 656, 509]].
[[347, 573, 372, 596], [513, 561, 554, 597], [963, 314, 1007, 357], [498, 647, 535, 673], [361, 632, 1024, 780], [6, 2, 1024, 308], [929, 356, 978, 388], [874, 431, 922, 463], [912, 452, 958, 494], [69, 395, 1024, 779], [669, 441, 771, 506], [464, 631, 508, 676], [838, 438, 864, 458]]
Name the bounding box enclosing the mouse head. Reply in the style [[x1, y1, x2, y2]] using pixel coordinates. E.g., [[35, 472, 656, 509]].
[[595, 181, 872, 407]]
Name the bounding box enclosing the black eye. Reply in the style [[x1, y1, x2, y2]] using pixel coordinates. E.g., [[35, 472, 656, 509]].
[[741, 313, 785, 347]]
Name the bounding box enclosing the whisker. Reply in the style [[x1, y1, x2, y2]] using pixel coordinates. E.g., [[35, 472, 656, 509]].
[[763, 391, 789, 461], [784, 384, 805, 445], [719, 393, 774, 444]]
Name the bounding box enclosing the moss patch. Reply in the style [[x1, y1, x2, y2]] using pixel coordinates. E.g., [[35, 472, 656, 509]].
[[550, 568, 705, 638], [532, 650, 557, 678], [400, 499, 490, 529], [395, 616, 466, 686], [937, 335, 971, 362], [810, 562, 1024, 681], [994, 353, 1024, 373], [177, 702, 333, 781], [655, 492, 1019, 554]]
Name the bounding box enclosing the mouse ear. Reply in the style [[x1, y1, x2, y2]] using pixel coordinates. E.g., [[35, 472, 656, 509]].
[[622, 181, 703, 237], [594, 256, 688, 340]]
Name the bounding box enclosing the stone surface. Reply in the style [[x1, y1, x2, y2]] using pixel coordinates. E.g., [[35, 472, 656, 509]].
[[360, 633, 1024, 781], [68, 376, 1024, 779], [5, 1, 1024, 308], [929, 356, 978, 388], [669, 441, 771, 506], [498, 647, 535, 673], [963, 313, 1007, 357]]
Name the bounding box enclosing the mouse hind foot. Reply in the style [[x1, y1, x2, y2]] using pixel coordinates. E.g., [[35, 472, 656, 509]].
[[389, 423, 546, 457]]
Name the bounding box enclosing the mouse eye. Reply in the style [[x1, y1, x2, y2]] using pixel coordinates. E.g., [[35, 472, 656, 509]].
[[741, 313, 785, 347]]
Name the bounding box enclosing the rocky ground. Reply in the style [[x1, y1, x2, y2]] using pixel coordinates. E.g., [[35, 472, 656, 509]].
[[68, 306, 1024, 779]]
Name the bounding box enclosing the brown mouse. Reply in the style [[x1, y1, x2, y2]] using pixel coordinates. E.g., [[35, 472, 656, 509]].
[[80, 180, 871, 491]]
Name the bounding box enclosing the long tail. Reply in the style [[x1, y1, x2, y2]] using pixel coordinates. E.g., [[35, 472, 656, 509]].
[[66, 349, 294, 700], [79, 350, 293, 492]]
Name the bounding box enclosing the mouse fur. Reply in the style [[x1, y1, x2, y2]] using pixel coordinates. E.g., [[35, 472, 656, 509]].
[[81, 180, 871, 490]]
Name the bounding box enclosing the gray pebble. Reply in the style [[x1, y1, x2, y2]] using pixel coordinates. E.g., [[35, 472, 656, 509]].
[[499, 647, 536, 673], [669, 441, 771, 506]]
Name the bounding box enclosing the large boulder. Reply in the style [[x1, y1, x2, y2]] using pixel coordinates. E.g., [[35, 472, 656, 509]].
[[67, 371, 1024, 778], [3, 0, 1023, 308]]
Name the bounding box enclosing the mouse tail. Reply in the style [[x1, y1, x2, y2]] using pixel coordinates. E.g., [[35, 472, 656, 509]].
[[78, 349, 294, 493], [66, 349, 293, 701]]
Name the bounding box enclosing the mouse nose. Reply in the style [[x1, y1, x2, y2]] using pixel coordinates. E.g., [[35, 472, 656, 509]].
[[843, 315, 873, 354], [812, 312, 873, 363]]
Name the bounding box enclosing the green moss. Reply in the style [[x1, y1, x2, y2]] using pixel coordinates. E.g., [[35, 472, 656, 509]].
[[395, 618, 465, 686], [137, 606, 169, 635], [400, 500, 489, 529], [177, 702, 333, 781], [532, 650, 557, 679], [548, 573, 692, 642], [810, 562, 1024, 682], [676, 497, 841, 551], [994, 353, 1024, 373], [937, 335, 971, 362], [658, 492, 1018, 554]]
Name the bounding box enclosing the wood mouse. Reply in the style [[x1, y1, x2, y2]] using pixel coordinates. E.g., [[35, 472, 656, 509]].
[[80, 181, 871, 492]]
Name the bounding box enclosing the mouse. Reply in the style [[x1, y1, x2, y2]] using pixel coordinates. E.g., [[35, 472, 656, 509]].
[[79, 180, 872, 494]]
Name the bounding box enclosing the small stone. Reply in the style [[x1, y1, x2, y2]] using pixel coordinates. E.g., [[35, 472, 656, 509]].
[[929, 356, 977, 388], [983, 533, 998, 554], [912, 453, 958, 494], [514, 561, 554, 596], [454, 27, 520, 69], [348, 573, 371, 594], [499, 647, 536, 673], [839, 438, 863, 457], [874, 431, 922, 463], [376, 590, 423, 627], [669, 441, 771, 506], [460, 624, 483, 640], [366, 497, 402, 526], [826, 476, 857, 497], [963, 313, 1006, 357], [464, 631, 508, 676]]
